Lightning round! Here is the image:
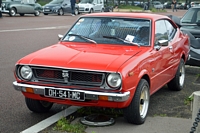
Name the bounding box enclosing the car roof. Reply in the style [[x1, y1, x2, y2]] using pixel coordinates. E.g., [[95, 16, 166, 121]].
[[82, 12, 169, 21]]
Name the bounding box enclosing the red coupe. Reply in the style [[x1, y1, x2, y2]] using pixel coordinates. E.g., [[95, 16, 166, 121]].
[[13, 12, 190, 124]]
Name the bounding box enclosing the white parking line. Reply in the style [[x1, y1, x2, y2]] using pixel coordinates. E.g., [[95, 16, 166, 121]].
[[0, 25, 71, 33], [20, 106, 82, 133]]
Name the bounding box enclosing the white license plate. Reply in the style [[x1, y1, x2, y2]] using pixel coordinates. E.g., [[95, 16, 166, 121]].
[[45, 88, 85, 101], [44, 9, 50, 11]]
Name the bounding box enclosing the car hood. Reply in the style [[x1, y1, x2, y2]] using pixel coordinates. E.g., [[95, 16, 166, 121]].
[[180, 24, 200, 38], [18, 43, 143, 72]]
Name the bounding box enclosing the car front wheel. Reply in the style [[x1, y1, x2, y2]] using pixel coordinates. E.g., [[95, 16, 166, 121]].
[[58, 9, 64, 15], [25, 98, 53, 113], [74, 8, 79, 15], [34, 10, 40, 16], [124, 79, 150, 124], [167, 58, 185, 91], [89, 8, 94, 13], [9, 8, 17, 17]]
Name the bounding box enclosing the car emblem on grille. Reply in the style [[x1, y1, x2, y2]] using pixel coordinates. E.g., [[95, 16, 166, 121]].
[[62, 70, 69, 82]]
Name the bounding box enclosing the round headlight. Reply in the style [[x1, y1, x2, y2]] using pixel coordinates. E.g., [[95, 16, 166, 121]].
[[107, 73, 122, 88], [19, 65, 33, 80]]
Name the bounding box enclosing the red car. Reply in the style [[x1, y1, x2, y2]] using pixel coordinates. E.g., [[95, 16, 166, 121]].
[[13, 12, 190, 124]]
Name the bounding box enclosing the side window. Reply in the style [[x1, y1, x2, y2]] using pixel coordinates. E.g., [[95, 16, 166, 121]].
[[164, 20, 176, 41], [197, 10, 200, 22], [154, 20, 168, 46]]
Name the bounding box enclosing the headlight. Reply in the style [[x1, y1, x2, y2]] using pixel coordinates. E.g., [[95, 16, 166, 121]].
[[19, 65, 33, 80], [107, 73, 121, 88]]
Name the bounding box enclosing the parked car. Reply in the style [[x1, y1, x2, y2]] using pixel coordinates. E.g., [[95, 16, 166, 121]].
[[103, 1, 113, 12], [13, 12, 190, 125], [43, 0, 79, 15], [178, 2, 187, 9], [1, 0, 43, 16], [176, 2, 182, 9], [152, 1, 164, 9], [163, 1, 172, 9], [180, 6, 200, 66], [78, 0, 104, 13]]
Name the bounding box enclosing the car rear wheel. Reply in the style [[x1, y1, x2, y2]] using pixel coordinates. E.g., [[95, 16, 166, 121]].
[[34, 10, 40, 16], [58, 9, 64, 15], [9, 8, 16, 17], [44, 13, 48, 15], [167, 58, 185, 91], [89, 8, 94, 13], [25, 98, 53, 113], [124, 79, 150, 124], [19, 13, 24, 16]]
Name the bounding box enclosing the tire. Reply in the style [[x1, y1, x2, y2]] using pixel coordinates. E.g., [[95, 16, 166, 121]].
[[74, 8, 79, 15], [44, 13, 48, 15], [25, 98, 53, 113], [19, 13, 24, 16], [123, 79, 150, 124], [9, 8, 16, 17], [34, 10, 40, 16], [89, 8, 94, 13], [167, 58, 185, 91], [58, 9, 64, 15]]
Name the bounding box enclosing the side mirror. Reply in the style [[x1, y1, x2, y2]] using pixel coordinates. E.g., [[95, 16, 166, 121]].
[[158, 40, 168, 46], [58, 34, 64, 41]]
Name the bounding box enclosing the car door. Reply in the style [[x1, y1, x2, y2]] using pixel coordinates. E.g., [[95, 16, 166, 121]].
[[21, 0, 35, 13], [150, 20, 176, 91], [62, 0, 71, 13], [93, 0, 102, 12]]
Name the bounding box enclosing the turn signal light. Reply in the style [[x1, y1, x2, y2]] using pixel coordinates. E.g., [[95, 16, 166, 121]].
[[99, 96, 108, 101], [25, 87, 34, 93]]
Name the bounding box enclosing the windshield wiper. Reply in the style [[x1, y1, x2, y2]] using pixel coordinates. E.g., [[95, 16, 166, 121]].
[[103, 36, 140, 47], [68, 34, 97, 44]]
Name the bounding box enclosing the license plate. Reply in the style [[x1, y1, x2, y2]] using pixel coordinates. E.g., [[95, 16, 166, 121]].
[[45, 88, 85, 101], [44, 9, 50, 11]]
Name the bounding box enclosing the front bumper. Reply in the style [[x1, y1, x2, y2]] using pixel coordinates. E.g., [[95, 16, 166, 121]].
[[13, 81, 130, 102]]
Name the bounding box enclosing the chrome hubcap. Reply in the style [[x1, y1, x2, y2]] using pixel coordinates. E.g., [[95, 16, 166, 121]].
[[179, 65, 185, 86], [140, 86, 149, 118]]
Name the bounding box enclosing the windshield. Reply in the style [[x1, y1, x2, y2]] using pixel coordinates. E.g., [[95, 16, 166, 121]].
[[181, 8, 200, 23], [49, 0, 63, 4], [80, 0, 93, 4], [63, 17, 151, 46]]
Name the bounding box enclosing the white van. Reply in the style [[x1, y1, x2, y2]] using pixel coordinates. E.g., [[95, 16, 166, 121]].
[[78, 0, 104, 13]]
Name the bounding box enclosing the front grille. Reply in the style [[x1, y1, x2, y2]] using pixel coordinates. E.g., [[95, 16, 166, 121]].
[[32, 67, 105, 86]]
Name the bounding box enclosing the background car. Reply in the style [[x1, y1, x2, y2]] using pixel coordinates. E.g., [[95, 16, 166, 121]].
[[78, 0, 104, 13], [152, 1, 164, 9], [163, 1, 172, 9], [178, 2, 188, 9], [180, 6, 200, 66], [1, 0, 43, 16], [43, 0, 79, 15], [13, 12, 190, 125], [104, 0, 113, 12]]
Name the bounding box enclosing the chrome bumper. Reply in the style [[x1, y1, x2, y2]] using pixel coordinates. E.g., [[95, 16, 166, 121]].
[[13, 81, 130, 102]]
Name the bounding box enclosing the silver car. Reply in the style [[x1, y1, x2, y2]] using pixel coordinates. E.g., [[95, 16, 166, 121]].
[[1, 0, 43, 16]]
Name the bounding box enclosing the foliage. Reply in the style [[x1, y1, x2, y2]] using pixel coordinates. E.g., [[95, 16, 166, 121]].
[[118, 5, 143, 10], [53, 117, 87, 133], [184, 95, 194, 105], [151, 8, 167, 12]]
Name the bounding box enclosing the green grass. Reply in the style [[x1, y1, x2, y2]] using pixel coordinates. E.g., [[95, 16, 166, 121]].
[[53, 117, 87, 133], [184, 95, 194, 105]]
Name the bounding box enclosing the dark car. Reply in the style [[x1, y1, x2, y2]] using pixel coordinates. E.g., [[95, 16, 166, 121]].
[[1, 0, 43, 16], [104, 1, 113, 12], [180, 6, 200, 66], [43, 0, 79, 15]]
